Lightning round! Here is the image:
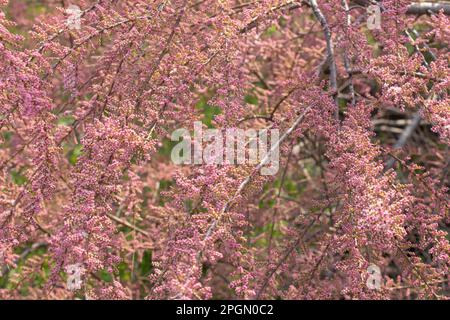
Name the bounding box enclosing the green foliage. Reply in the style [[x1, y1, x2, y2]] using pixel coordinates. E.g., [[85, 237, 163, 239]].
[[98, 269, 113, 283], [1, 131, 13, 147], [11, 169, 27, 186], [264, 24, 277, 36], [57, 115, 76, 126], [195, 96, 221, 128], [244, 94, 259, 106], [158, 137, 179, 157], [68, 144, 83, 165], [139, 250, 153, 276]]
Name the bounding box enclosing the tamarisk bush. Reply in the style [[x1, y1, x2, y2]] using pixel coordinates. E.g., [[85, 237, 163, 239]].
[[0, 0, 448, 299]]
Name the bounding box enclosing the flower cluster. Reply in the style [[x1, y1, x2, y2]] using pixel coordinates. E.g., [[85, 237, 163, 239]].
[[0, 0, 448, 300]]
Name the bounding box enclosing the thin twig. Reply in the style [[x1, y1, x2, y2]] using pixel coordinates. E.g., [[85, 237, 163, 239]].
[[384, 112, 421, 171], [106, 213, 149, 237]]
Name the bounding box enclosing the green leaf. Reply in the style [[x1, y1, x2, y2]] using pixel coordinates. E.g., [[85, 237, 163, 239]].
[[1, 131, 13, 143], [405, 43, 415, 55], [158, 137, 179, 157], [258, 198, 276, 209], [118, 262, 131, 282], [68, 144, 83, 165], [264, 24, 277, 36], [285, 180, 298, 196], [337, 97, 347, 109], [195, 96, 221, 128], [140, 250, 152, 276], [98, 269, 113, 283], [245, 94, 259, 106], [57, 115, 76, 126], [11, 170, 27, 186]]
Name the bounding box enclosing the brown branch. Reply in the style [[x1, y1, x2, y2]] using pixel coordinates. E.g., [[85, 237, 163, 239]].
[[105, 213, 150, 237]]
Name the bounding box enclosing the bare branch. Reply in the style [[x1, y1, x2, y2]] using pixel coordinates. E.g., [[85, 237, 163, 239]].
[[309, 0, 338, 118], [384, 112, 421, 171], [406, 2, 450, 15]]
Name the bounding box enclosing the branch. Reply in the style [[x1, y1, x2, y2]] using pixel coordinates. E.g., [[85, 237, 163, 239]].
[[239, 1, 306, 33], [203, 106, 312, 243], [287, 2, 450, 15], [406, 2, 450, 15], [1, 242, 48, 277], [384, 112, 421, 171], [309, 0, 338, 118], [384, 28, 439, 172], [342, 0, 356, 106], [171, 106, 312, 299], [106, 213, 150, 237]]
